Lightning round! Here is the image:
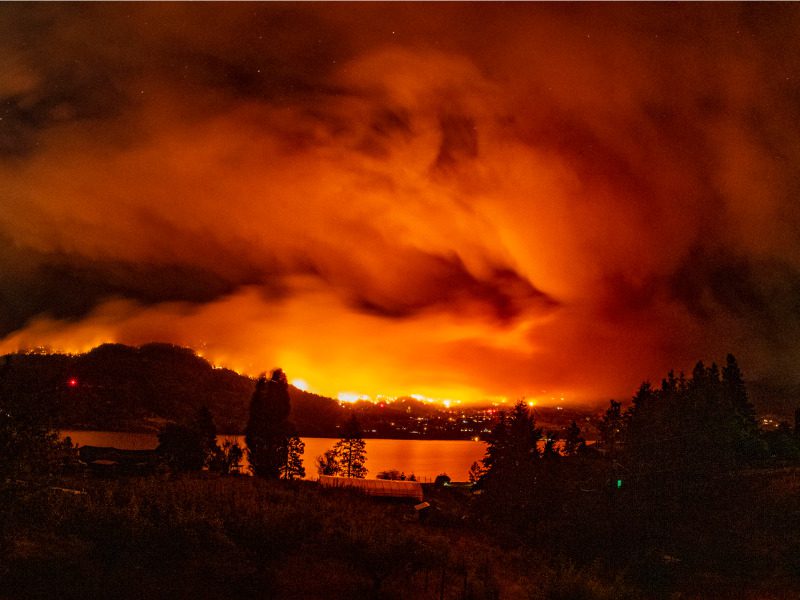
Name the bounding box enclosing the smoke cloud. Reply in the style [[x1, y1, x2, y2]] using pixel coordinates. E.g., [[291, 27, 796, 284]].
[[2, 4, 800, 405]]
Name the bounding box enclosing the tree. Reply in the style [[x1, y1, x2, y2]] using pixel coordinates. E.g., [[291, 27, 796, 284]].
[[245, 369, 303, 479], [623, 382, 663, 473], [0, 362, 75, 547], [333, 413, 367, 478], [0, 369, 72, 489], [624, 357, 766, 496], [316, 449, 340, 476], [478, 401, 541, 503], [157, 423, 206, 471], [722, 354, 764, 461], [598, 399, 624, 457], [563, 420, 586, 456], [281, 433, 306, 480], [193, 405, 219, 467], [157, 405, 221, 472], [468, 460, 485, 484], [481, 401, 541, 475], [542, 431, 560, 459], [209, 438, 244, 474]]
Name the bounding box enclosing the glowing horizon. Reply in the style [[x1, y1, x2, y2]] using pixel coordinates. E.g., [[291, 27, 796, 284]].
[[2, 5, 799, 407]]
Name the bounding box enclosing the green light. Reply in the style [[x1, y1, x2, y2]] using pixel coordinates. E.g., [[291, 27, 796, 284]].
[[616, 479, 623, 489]]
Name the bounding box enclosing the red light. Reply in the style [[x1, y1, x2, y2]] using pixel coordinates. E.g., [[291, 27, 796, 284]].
[[68, 378, 78, 388]]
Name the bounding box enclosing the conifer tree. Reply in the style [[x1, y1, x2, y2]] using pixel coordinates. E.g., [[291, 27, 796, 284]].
[[333, 413, 367, 478], [478, 401, 542, 519], [722, 354, 764, 461], [193, 405, 219, 467], [624, 355, 764, 488], [157, 405, 221, 472], [480, 402, 541, 483], [599, 399, 625, 457], [157, 423, 206, 471], [563, 420, 586, 456], [480, 411, 508, 477], [245, 369, 302, 479], [282, 433, 306, 480], [722, 355, 753, 422]]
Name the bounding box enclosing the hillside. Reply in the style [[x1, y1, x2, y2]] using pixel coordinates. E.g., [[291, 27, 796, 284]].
[[0, 343, 603, 438], [0, 343, 341, 435]]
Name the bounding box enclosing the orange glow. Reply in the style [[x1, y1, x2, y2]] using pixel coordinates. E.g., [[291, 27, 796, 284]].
[[291, 379, 310, 392], [337, 392, 370, 404], [0, 5, 797, 407]]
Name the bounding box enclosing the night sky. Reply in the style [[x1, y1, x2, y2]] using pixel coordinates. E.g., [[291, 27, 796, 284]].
[[2, 3, 800, 405]]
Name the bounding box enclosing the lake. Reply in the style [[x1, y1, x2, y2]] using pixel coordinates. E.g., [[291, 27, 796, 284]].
[[61, 431, 487, 482]]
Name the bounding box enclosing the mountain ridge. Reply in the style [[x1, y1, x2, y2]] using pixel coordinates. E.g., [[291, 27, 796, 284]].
[[0, 342, 342, 435]]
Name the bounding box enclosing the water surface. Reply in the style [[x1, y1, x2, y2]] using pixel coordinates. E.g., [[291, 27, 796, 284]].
[[62, 431, 487, 482]]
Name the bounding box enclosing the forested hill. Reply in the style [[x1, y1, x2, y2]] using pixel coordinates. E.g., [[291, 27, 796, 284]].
[[0, 343, 341, 435]]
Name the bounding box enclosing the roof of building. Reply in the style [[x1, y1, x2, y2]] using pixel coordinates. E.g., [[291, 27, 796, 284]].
[[318, 475, 424, 501]]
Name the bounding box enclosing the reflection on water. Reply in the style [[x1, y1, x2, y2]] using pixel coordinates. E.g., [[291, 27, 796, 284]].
[[61, 431, 487, 482]]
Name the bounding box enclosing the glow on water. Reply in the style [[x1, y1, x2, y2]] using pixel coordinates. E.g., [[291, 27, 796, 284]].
[[61, 431, 487, 482]]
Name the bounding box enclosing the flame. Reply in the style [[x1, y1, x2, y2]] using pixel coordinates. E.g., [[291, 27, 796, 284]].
[[291, 379, 310, 392]]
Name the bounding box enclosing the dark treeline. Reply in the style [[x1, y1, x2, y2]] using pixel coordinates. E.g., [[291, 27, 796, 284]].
[[470, 354, 800, 596], [2, 353, 800, 598], [155, 369, 368, 482]]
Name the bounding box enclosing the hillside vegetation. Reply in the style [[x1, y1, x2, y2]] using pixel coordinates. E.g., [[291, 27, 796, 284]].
[[0, 343, 340, 434]]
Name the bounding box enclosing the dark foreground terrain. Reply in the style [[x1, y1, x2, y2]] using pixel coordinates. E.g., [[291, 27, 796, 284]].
[[1, 469, 799, 600]]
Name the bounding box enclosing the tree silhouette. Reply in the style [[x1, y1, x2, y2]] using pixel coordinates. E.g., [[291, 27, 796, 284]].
[[468, 460, 485, 484], [563, 420, 586, 456], [209, 438, 244, 474], [316, 449, 340, 476], [193, 405, 219, 467], [478, 401, 542, 518], [333, 414, 367, 478], [245, 369, 302, 479], [623, 357, 767, 500], [0, 358, 72, 499], [157, 405, 222, 472], [282, 433, 306, 480], [157, 422, 206, 471], [542, 431, 560, 460], [599, 399, 624, 457], [722, 354, 764, 461], [482, 401, 541, 475]]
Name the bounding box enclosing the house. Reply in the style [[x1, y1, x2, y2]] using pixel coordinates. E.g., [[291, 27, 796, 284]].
[[318, 475, 424, 501], [78, 445, 160, 475]]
